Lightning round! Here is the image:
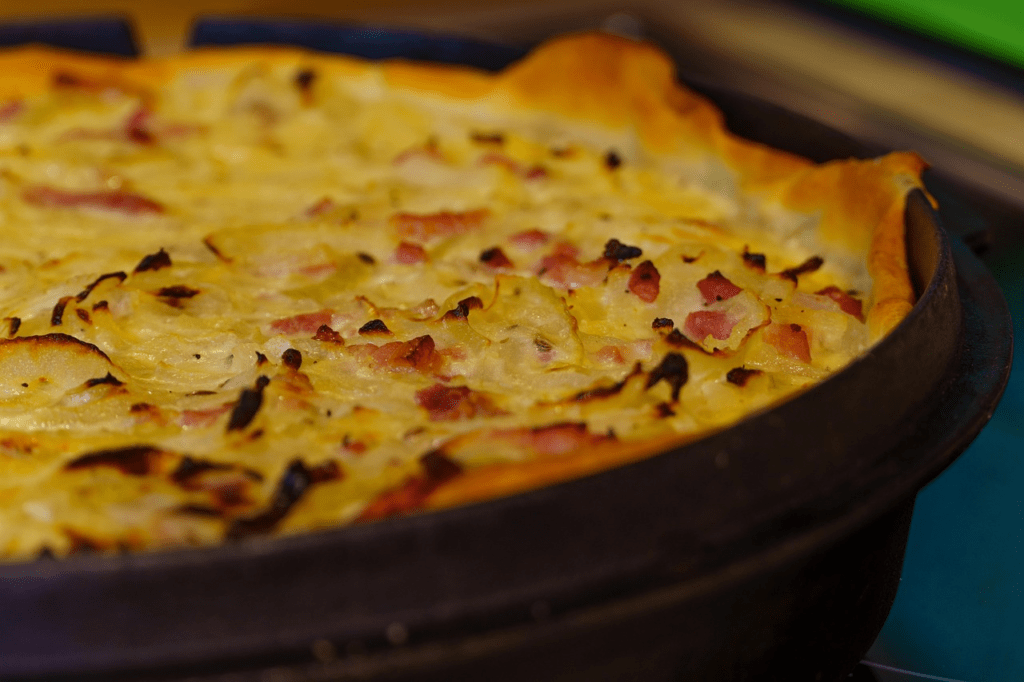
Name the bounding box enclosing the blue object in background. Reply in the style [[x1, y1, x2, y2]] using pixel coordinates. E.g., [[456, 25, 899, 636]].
[[0, 16, 136, 56], [189, 17, 527, 71], [869, 240, 1022, 681]]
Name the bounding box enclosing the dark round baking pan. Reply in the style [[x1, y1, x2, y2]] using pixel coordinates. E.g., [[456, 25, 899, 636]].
[[0, 20, 1013, 682]]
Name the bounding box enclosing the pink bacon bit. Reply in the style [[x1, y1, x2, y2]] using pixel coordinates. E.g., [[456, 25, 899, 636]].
[[124, 108, 154, 145], [494, 422, 615, 458], [415, 383, 505, 421], [480, 247, 514, 270], [816, 286, 865, 321], [697, 271, 742, 305], [395, 241, 428, 265], [0, 100, 24, 123], [391, 209, 489, 242], [270, 309, 333, 335], [509, 229, 550, 250], [22, 185, 164, 215], [684, 310, 737, 342], [304, 197, 336, 218], [538, 242, 606, 289], [595, 345, 626, 364], [628, 261, 661, 303], [179, 403, 234, 429], [764, 322, 811, 363]]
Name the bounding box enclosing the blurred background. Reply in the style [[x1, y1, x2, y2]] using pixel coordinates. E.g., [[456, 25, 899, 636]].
[[1, 1, 1020, 680]]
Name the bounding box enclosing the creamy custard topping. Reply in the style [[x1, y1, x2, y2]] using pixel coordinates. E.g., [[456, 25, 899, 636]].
[[0, 35, 923, 558]]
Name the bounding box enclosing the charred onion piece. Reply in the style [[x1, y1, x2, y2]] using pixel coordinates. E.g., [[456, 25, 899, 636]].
[[227, 376, 270, 431]]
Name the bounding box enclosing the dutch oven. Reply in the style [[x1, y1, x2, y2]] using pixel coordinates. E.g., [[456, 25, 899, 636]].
[[0, 18, 1012, 682]]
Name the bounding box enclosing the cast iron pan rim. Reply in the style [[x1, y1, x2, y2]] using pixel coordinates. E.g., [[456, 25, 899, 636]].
[[5, 190, 958, 578]]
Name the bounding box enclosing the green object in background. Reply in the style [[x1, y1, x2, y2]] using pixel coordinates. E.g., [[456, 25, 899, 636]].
[[826, 0, 1024, 69]]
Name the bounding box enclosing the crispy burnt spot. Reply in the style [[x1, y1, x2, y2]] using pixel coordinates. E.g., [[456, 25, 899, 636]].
[[225, 458, 342, 539], [294, 68, 316, 92], [726, 367, 762, 387], [155, 285, 200, 308], [84, 372, 123, 388], [682, 254, 702, 264], [573, 363, 643, 402], [471, 131, 505, 145], [133, 248, 172, 273], [663, 328, 708, 353], [652, 317, 674, 331], [171, 456, 264, 486], [655, 402, 676, 418], [92, 301, 108, 312], [604, 150, 622, 170], [780, 256, 824, 283], [480, 247, 514, 269], [281, 348, 302, 370], [415, 383, 505, 421], [51, 70, 98, 90], [51, 296, 73, 326], [76, 272, 127, 303], [355, 449, 463, 522], [646, 352, 689, 402], [171, 457, 265, 509], [255, 352, 269, 367], [358, 319, 391, 336], [442, 296, 483, 322], [6, 317, 20, 337], [742, 247, 766, 272], [313, 324, 344, 344], [156, 285, 199, 300], [65, 445, 168, 476], [202, 237, 232, 263], [628, 261, 661, 303], [357, 252, 376, 265], [603, 238, 643, 262], [227, 375, 270, 432], [3, 332, 113, 364], [76, 309, 91, 324]]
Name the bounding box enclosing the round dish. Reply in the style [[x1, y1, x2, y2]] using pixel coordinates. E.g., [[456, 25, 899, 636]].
[[0, 26, 1012, 682]]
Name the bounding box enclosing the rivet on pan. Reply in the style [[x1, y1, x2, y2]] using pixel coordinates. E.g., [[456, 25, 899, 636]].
[[311, 639, 337, 663], [386, 622, 409, 645]]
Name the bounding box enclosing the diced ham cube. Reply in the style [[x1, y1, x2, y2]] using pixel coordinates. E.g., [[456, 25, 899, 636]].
[[270, 310, 334, 335], [764, 323, 812, 363], [816, 286, 865, 321], [697, 271, 742, 305], [394, 241, 428, 264], [509, 229, 550, 250], [628, 261, 661, 302], [684, 310, 736, 342], [22, 186, 164, 215], [391, 209, 489, 241]]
